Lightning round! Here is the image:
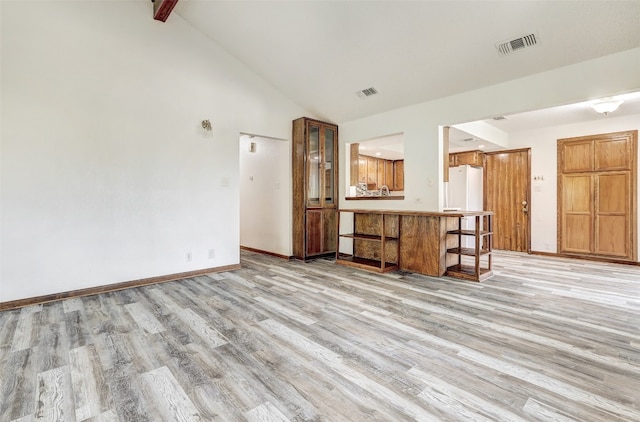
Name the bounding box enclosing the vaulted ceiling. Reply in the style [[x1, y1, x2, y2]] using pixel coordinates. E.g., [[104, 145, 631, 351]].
[[174, 1, 640, 133]]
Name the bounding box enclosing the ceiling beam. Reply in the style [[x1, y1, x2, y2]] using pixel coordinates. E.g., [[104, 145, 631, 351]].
[[153, 0, 179, 22]]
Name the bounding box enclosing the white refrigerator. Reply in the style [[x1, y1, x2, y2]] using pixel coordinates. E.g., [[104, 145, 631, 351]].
[[448, 165, 483, 247]]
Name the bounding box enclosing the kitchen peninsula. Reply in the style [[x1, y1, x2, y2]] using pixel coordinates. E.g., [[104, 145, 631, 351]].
[[336, 209, 493, 281]]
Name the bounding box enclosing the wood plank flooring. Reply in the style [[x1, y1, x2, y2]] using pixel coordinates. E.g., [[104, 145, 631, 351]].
[[1, 250, 639, 421]]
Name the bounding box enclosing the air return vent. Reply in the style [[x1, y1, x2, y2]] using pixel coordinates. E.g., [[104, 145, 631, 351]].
[[356, 87, 379, 99], [496, 33, 538, 56]]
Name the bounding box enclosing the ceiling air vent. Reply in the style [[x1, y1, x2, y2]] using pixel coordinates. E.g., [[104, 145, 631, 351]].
[[496, 33, 538, 56], [356, 87, 379, 99]]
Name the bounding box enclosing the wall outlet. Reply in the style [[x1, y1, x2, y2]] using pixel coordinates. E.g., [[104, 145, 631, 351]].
[[208, 249, 215, 259]]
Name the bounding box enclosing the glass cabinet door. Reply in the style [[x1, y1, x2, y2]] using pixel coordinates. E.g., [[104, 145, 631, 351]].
[[324, 127, 335, 205], [305, 121, 337, 208], [307, 125, 321, 207]]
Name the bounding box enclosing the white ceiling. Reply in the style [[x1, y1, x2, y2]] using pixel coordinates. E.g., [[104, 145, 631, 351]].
[[357, 133, 405, 161], [174, 0, 640, 144], [449, 91, 640, 152]]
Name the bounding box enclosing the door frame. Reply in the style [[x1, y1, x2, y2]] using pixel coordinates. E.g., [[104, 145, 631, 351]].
[[483, 148, 532, 253]]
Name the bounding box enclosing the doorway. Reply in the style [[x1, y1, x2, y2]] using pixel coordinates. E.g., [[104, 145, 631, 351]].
[[484, 148, 531, 252], [239, 134, 290, 257]]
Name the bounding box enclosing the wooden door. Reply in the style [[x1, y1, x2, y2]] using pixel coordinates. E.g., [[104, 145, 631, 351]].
[[560, 174, 593, 253], [306, 210, 323, 256], [558, 130, 637, 261], [595, 172, 630, 257], [305, 209, 336, 256], [484, 149, 531, 252]]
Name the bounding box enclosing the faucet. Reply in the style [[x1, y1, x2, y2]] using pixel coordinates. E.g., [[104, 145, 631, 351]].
[[380, 185, 390, 196]]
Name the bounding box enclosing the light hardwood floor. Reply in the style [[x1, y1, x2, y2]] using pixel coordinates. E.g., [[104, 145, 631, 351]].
[[1, 251, 639, 421]]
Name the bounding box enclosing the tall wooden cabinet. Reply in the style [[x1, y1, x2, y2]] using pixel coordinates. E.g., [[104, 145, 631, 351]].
[[293, 118, 338, 260]]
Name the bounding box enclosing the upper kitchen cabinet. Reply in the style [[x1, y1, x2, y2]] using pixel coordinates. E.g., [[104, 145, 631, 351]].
[[393, 160, 404, 191], [449, 150, 484, 167], [292, 117, 339, 260]]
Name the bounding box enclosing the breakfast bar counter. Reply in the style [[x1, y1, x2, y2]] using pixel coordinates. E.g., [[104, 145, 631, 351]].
[[336, 209, 494, 281]]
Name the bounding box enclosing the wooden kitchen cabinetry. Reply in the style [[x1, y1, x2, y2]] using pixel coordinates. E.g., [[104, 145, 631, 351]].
[[393, 160, 404, 190], [358, 155, 399, 190], [292, 117, 338, 260], [449, 150, 484, 167], [445, 213, 493, 281]]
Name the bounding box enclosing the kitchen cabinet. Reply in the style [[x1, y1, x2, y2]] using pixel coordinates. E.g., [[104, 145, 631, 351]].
[[393, 160, 404, 190], [377, 160, 386, 189], [385, 160, 394, 189], [358, 155, 368, 185], [449, 150, 484, 167], [358, 155, 393, 190], [366, 157, 378, 187], [292, 117, 338, 260]]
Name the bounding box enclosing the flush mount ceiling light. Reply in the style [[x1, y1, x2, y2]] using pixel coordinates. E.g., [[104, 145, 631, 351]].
[[591, 98, 623, 115]]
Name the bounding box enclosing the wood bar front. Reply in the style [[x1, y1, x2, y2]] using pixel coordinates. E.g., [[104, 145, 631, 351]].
[[336, 209, 493, 280]]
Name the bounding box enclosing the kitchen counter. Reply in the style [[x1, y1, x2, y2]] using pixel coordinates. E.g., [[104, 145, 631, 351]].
[[338, 209, 492, 217], [336, 209, 493, 280]]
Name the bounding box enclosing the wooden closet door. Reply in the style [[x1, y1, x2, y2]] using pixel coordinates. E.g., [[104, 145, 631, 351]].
[[558, 130, 637, 261], [561, 139, 594, 172], [560, 174, 593, 254], [595, 172, 630, 257]]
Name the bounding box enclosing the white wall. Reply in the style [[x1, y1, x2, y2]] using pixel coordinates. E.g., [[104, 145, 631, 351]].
[[0, 1, 306, 302], [239, 135, 291, 256], [508, 114, 640, 256], [338, 47, 640, 215]]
